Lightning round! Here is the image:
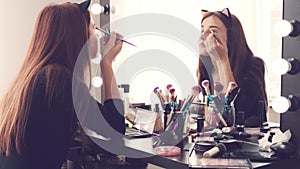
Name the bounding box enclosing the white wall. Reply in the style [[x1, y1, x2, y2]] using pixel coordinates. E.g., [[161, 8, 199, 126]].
[[0, 0, 100, 97], [0, 0, 67, 97]]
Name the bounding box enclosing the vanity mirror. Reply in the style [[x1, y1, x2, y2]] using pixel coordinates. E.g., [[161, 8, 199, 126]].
[[94, 0, 283, 124]]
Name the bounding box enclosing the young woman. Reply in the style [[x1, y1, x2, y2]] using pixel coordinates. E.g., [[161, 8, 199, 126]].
[[197, 8, 267, 125], [0, 0, 125, 168]]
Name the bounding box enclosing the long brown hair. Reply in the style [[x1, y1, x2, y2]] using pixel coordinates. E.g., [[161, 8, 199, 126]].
[[0, 2, 91, 155], [197, 9, 267, 105]]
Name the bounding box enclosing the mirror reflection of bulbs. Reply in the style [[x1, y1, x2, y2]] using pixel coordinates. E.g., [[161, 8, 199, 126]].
[[274, 58, 300, 75], [274, 20, 300, 37], [91, 4, 120, 15], [272, 95, 299, 113], [92, 76, 103, 88], [91, 3, 104, 15], [274, 20, 293, 37], [272, 96, 290, 113], [274, 58, 290, 75]]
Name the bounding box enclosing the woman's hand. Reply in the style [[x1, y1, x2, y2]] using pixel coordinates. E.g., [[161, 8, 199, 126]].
[[101, 32, 123, 66], [204, 30, 229, 62], [202, 30, 235, 87]]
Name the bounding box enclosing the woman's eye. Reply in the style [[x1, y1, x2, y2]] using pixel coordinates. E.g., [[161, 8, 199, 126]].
[[210, 29, 218, 33]]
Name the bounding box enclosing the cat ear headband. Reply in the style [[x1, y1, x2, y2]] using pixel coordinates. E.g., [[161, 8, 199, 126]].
[[77, 0, 91, 12], [201, 8, 232, 30], [201, 8, 231, 19]]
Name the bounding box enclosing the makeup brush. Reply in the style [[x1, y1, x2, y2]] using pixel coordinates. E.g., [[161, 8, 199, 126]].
[[154, 87, 166, 108], [225, 82, 238, 98], [210, 95, 228, 127], [169, 88, 176, 102], [166, 84, 172, 90], [214, 81, 224, 95], [95, 27, 137, 47], [201, 81, 227, 127], [192, 85, 202, 97], [165, 84, 172, 102], [213, 34, 220, 46], [211, 30, 220, 46], [153, 87, 160, 94], [213, 98, 228, 127], [201, 80, 211, 95], [180, 94, 195, 113]]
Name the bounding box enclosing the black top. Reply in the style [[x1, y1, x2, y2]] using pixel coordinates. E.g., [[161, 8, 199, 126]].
[[0, 65, 125, 169], [231, 78, 267, 125], [201, 76, 266, 127], [200, 59, 267, 126]]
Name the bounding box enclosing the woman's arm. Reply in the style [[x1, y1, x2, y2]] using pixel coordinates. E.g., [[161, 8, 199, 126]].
[[74, 32, 125, 135], [205, 31, 236, 90], [101, 32, 123, 100], [73, 78, 125, 136]]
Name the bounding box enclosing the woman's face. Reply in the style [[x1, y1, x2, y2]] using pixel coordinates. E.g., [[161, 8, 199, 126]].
[[199, 15, 228, 56]]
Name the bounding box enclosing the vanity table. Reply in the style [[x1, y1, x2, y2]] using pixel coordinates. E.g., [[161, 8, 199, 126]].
[[84, 128, 288, 169]]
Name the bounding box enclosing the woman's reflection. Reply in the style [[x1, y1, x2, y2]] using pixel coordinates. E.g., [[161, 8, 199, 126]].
[[197, 8, 267, 126]]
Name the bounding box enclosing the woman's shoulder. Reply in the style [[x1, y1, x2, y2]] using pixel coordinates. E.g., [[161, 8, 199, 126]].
[[251, 56, 265, 70], [243, 56, 265, 78], [240, 57, 265, 91], [239, 77, 258, 89]]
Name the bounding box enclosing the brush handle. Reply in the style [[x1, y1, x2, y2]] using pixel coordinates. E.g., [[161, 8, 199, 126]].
[[95, 27, 137, 47], [225, 82, 237, 97]]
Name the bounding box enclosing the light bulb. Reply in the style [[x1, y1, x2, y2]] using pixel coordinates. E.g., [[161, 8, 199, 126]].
[[274, 58, 300, 75], [92, 76, 103, 87], [274, 20, 300, 37], [274, 58, 291, 75], [91, 3, 104, 15], [272, 95, 299, 113], [272, 96, 291, 113], [274, 20, 293, 37]]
